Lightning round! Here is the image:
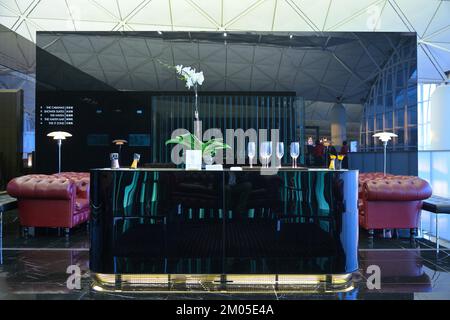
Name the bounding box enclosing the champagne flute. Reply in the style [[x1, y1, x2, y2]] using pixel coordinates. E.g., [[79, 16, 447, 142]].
[[268, 142, 273, 168], [260, 141, 272, 168], [276, 142, 284, 168], [266, 141, 273, 168], [290, 142, 300, 168], [248, 142, 256, 168]]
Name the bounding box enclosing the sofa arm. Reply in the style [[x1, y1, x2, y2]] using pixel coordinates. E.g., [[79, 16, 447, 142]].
[[7, 175, 75, 200], [74, 177, 90, 199], [363, 177, 432, 201]]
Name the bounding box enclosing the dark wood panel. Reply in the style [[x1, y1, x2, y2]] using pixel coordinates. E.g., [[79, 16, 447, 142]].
[[0, 89, 23, 189]]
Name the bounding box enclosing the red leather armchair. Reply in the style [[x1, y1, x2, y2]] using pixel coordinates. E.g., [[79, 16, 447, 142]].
[[7, 172, 90, 236], [358, 173, 432, 237]]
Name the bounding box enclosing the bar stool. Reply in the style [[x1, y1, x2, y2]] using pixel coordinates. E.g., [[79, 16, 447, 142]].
[[421, 195, 450, 253]]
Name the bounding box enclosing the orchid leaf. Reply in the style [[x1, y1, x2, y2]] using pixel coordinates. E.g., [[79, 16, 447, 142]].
[[165, 133, 202, 150], [166, 134, 230, 157], [203, 139, 231, 156]]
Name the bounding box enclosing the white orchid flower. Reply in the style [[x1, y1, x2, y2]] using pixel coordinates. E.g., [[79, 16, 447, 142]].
[[196, 71, 204, 85], [185, 77, 194, 89], [182, 66, 194, 77], [171, 64, 204, 88]]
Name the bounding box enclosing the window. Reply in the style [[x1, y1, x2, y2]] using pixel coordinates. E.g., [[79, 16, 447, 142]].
[[395, 109, 405, 127], [376, 114, 383, 131], [360, 37, 417, 151], [385, 111, 393, 129]]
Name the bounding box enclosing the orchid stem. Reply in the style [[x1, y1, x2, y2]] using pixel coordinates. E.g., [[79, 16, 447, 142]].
[[194, 84, 201, 142]]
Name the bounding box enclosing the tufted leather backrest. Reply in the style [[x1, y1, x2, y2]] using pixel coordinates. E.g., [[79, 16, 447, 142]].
[[53, 172, 89, 180], [363, 177, 432, 201], [359, 172, 394, 180], [359, 172, 394, 186], [7, 175, 75, 200], [358, 173, 407, 196]]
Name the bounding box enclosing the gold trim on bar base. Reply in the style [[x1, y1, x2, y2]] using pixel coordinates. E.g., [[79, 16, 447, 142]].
[[92, 273, 354, 293]]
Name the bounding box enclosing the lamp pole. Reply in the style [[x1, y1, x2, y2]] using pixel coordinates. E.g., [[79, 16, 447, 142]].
[[57, 139, 62, 173], [373, 132, 397, 176], [47, 132, 72, 173]]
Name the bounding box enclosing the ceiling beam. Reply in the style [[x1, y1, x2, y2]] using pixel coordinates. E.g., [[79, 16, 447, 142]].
[[353, 33, 382, 72], [224, 0, 267, 29]]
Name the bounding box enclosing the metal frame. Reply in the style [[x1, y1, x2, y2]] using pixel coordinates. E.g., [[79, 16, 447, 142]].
[[92, 272, 354, 293], [360, 36, 417, 152], [421, 210, 447, 254], [0, 0, 448, 85]]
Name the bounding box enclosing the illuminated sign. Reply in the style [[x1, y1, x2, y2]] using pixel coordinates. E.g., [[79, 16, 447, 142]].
[[39, 105, 74, 126]]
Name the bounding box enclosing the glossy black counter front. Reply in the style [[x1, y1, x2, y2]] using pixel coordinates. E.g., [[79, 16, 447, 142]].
[[90, 168, 358, 289]]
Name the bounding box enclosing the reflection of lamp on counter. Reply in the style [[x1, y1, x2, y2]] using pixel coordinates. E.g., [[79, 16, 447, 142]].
[[47, 131, 72, 173], [373, 132, 397, 176], [112, 139, 127, 155]]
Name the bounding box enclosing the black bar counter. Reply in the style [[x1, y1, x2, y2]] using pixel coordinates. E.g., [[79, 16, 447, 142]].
[[89, 168, 358, 290]]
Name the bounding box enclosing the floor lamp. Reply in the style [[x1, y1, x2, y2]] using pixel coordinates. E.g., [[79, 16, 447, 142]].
[[373, 132, 397, 176], [47, 131, 72, 173]]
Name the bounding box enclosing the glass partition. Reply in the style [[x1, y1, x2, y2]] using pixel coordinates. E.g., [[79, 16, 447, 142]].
[[151, 94, 304, 165]]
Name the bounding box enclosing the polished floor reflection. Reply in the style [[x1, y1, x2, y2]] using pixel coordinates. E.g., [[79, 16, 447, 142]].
[[1, 210, 449, 300]]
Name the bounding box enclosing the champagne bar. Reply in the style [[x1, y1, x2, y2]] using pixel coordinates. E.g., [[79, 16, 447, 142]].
[[3, 16, 447, 302], [90, 168, 358, 291]]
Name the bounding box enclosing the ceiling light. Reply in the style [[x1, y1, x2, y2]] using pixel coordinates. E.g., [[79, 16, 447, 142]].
[[223, 32, 227, 37], [289, 34, 293, 39], [157, 31, 162, 35]]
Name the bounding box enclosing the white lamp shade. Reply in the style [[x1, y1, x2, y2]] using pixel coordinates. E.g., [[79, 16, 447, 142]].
[[47, 131, 72, 140], [373, 132, 397, 142]]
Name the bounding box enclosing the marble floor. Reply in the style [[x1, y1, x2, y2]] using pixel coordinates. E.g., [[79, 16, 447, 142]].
[[1, 210, 449, 300]]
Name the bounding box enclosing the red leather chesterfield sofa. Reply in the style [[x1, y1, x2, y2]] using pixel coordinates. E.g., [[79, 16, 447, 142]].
[[358, 173, 432, 238], [7, 172, 90, 237]]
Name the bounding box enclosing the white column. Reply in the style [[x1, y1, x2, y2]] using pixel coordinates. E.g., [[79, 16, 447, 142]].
[[330, 102, 347, 148], [426, 78, 450, 243], [429, 83, 450, 150]]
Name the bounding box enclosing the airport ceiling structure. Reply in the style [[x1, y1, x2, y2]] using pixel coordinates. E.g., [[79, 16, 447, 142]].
[[0, 0, 449, 138], [0, 0, 448, 81]]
